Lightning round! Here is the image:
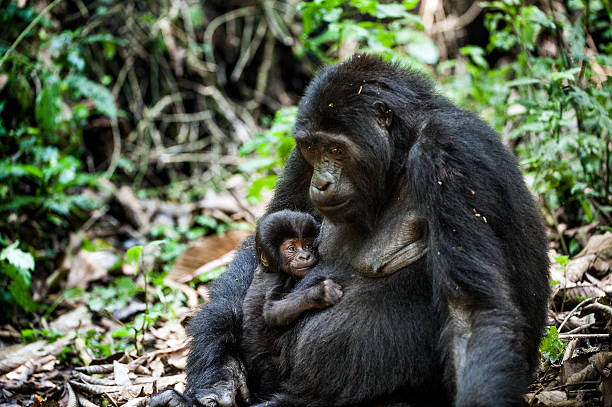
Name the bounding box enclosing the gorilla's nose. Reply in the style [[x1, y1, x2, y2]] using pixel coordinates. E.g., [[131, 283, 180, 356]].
[[312, 178, 331, 191], [298, 252, 312, 261]]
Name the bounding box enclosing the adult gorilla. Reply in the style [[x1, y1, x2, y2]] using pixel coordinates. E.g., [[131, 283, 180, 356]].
[[153, 54, 549, 407]]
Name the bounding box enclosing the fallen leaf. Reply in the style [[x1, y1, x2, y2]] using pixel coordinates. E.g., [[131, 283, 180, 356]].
[[114, 361, 131, 386], [167, 229, 250, 283], [66, 250, 118, 289], [535, 390, 567, 405]]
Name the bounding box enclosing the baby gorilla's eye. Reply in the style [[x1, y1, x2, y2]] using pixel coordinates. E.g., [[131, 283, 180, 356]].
[[305, 243, 313, 250], [287, 245, 296, 253]]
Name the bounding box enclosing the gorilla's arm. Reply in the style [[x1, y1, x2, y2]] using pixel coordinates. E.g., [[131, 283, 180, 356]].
[[150, 239, 256, 407], [184, 239, 255, 405], [263, 277, 343, 327], [407, 109, 549, 406]]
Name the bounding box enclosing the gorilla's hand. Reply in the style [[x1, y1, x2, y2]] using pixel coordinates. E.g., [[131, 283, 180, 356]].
[[149, 358, 250, 407], [314, 279, 343, 307], [194, 356, 251, 407], [148, 388, 192, 407]]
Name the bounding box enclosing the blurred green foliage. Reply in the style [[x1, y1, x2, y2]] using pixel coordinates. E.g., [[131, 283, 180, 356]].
[[239, 106, 298, 205], [441, 0, 611, 229], [298, 0, 437, 65], [0, 1, 119, 310]]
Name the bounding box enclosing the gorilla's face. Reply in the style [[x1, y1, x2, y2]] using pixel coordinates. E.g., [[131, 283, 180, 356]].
[[296, 132, 360, 222]]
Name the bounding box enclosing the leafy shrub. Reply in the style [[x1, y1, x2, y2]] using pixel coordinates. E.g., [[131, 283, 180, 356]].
[[441, 0, 612, 228], [0, 1, 118, 310], [299, 0, 436, 66], [0, 240, 36, 312], [239, 107, 298, 204]]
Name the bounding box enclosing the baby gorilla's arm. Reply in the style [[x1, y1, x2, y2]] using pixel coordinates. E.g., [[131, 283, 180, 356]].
[[263, 279, 343, 327]]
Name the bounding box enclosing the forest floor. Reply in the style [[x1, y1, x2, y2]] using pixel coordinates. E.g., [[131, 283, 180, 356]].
[[0, 181, 611, 407]]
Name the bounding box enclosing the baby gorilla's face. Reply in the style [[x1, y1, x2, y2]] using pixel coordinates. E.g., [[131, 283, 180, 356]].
[[279, 237, 317, 277]]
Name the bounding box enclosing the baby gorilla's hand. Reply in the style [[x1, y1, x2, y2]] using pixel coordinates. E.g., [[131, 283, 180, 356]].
[[314, 279, 343, 307]]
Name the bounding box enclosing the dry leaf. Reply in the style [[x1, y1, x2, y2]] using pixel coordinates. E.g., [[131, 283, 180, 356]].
[[576, 231, 612, 258], [66, 250, 118, 289], [565, 255, 594, 282], [113, 361, 131, 386], [167, 229, 250, 283], [150, 359, 164, 378], [535, 390, 567, 405], [167, 231, 246, 277]]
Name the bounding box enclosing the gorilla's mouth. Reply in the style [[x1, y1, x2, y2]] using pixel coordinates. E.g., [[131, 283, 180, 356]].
[[314, 199, 350, 213], [292, 266, 311, 277]]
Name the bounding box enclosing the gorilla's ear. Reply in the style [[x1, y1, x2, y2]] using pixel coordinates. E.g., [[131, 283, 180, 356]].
[[260, 253, 269, 267], [373, 101, 392, 130]]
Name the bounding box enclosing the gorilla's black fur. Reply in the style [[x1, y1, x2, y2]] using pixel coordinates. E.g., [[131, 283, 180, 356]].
[[153, 54, 550, 407]]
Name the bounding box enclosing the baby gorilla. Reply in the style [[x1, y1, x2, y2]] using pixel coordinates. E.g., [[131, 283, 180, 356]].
[[241, 209, 343, 399]]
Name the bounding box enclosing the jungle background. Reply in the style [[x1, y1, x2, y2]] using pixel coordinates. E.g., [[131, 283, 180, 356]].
[[0, 0, 611, 405]]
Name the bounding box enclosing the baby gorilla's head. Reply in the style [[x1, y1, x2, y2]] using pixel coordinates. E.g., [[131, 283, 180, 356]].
[[255, 210, 320, 277]]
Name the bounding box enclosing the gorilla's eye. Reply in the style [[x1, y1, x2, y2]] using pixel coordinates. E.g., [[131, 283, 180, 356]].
[[300, 143, 313, 154], [287, 245, 296, 253], [329, 146, 342, 156]]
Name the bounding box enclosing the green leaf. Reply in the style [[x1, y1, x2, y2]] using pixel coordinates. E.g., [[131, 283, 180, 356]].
[[505, 78, 541, 87], [460, 46, 488, 69], [35, 77, 62, 134], [0, 164, 44, 180], [375, 4, 408, 18], [550, 67, 580, 81], [540, 326, 565, 364], [554, 255, 570, 267], [65, 75, 117, 118], [0, 241, 35, 271], [1, 262, 36, 312], [238, 157, 277, 173], [126, 246, 142, 265], [247, 175, 277, 204], [405, 32, 439, 64]]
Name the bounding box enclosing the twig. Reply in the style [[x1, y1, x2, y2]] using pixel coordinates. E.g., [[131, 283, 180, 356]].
[[255, 31, 275, 103], [0, 0, 64, 67], [231, 20, 267, 82], [203, 7, 258, 67], [429, 2, 482, 35], [565, 322, 596, 334], [584, 302, 612, 317], [180, 250, 236, 284], [558, 333, 609, 339], [261, 0, 293, 45], [557, 296, 597, 332], [66, 382, 78, 407], [104, 117, 122, 178]]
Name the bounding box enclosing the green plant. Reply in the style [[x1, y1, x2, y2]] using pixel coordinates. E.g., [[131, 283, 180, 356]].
[[21, 328, 63, 343], [441, 0, 612, 231], [0, 240, 36, 312], [298, 0, 436, 66], [540, 326, 565, 365], [0, 1, 120, 308], [239, 107, 298, 204]]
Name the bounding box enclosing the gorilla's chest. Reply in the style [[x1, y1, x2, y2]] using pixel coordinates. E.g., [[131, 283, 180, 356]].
[[318, 206, 428, 277]]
